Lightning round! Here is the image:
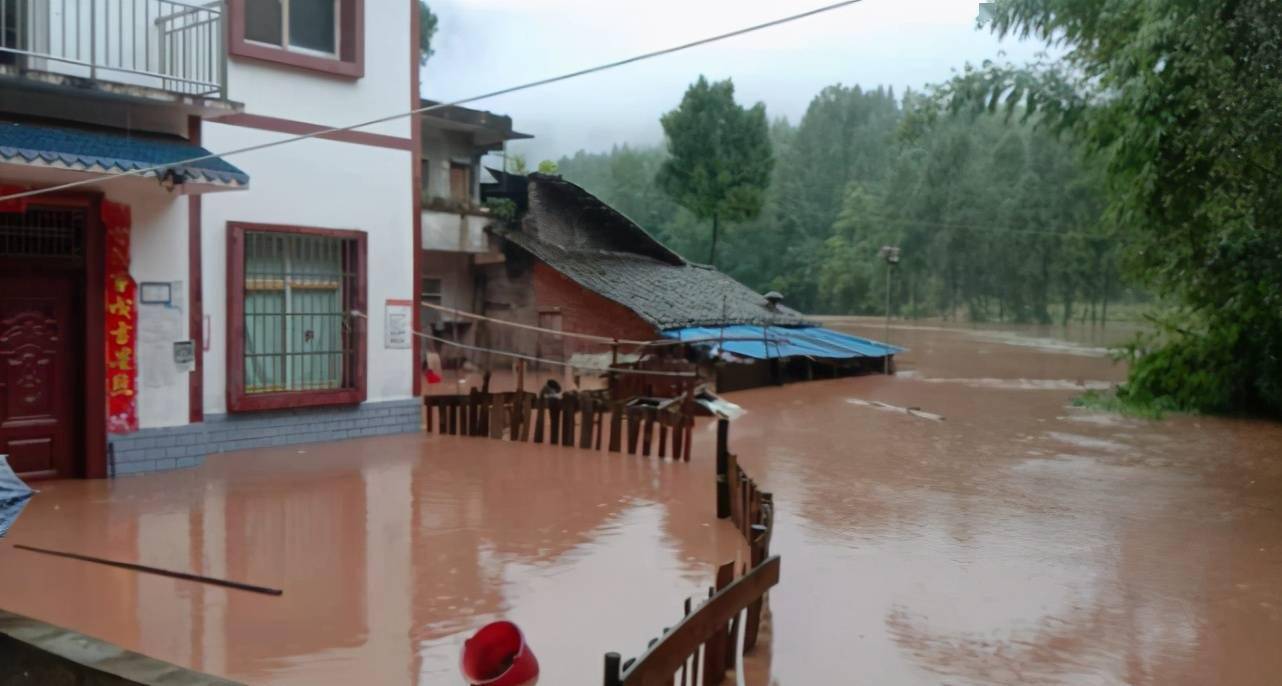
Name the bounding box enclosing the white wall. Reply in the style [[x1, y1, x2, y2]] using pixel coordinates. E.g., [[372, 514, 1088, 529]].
[[223, 2, 412, 140], [196, 1, 416, 415], [103, 185, 191, 430], [421, 210, 492, 253], [201, 125, 415, 414]]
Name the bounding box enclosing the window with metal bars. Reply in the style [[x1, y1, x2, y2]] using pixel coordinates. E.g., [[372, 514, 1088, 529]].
[[227, 223, 366, 412], [0, 207, 85, 259]]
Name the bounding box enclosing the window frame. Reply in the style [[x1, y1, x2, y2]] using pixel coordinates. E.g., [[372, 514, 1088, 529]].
[[226, 222, 367, 413], [228, 0, 365, 79]]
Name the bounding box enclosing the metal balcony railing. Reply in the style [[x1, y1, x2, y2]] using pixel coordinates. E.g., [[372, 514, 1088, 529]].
[[0, 0, 226, 99]]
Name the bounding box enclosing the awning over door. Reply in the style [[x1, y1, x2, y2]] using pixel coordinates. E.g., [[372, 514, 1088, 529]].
[[661, 325, 905, 361], [0, 121, 249, 193]]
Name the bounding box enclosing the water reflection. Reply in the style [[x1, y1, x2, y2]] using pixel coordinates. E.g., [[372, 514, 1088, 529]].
[[0, 432, 739, 685]]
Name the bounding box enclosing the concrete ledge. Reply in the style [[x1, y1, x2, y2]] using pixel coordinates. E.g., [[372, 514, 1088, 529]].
[[108, 399, 422, 477], [0, 609, 242, 685]]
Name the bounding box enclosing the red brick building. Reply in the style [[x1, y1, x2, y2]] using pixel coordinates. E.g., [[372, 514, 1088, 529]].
[[456, 173, 807, 368]]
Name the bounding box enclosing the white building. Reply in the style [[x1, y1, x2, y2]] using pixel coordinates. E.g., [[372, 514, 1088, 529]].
[[0, 0, 422, 479]]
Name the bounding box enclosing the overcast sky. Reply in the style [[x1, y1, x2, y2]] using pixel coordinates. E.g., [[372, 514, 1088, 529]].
[[419, 0, 1051, 162]]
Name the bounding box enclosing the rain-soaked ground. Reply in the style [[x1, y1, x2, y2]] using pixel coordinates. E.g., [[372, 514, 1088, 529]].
[[2, 319, 1281, 684]]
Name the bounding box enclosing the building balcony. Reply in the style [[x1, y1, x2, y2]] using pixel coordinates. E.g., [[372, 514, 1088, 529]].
[[0, 0, 233, 111]]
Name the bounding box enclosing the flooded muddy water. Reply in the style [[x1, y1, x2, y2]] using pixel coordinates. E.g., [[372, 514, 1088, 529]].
[[731, 318, 1282, 685], [0, 437, 739, 684], [1, 318, 1279, 685]]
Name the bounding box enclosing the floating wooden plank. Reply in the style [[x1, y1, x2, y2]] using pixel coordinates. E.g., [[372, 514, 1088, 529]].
[[15, 544, 283, 596]]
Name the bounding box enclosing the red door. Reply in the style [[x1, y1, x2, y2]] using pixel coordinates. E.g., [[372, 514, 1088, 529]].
[[0, 274, 79, 480]]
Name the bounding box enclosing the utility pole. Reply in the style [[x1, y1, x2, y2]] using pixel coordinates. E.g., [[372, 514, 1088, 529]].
[[879, 246, 901, 375]]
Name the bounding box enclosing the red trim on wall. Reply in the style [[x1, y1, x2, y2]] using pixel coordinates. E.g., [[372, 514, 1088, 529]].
[[225, 222, 368, 413], [214, 113, 414, 151], [84, 195, 106, 478], [188, 116, 204, 424], [226, 0, 365, 78], [410, 0, 423, 397]]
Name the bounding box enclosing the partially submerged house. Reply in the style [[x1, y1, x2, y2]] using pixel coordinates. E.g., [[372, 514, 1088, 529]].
[[460, 172, 900, 391], [418, 101, 530, 365]]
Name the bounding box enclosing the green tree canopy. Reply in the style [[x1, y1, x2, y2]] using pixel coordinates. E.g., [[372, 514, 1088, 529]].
[[656, 76, 773, 265], [418, 1, 439, 66], [932, 0, 1282, 415]]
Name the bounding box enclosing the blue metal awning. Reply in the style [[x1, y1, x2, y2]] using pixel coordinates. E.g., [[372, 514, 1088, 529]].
[[661, 325, 905, 361], [0, 121, 249, 188]]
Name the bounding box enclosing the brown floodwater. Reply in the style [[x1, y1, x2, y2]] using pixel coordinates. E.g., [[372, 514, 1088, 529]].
[[1, 319, 1280, 685]]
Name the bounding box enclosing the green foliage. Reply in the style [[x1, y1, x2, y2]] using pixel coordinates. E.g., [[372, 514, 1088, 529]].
[[505, 153, 528, 175], [1072, 389, 1178, 420], [536, 160, 559, 174], [656, 76, 774, 264], [418, 1, 438, 66], [932, 0, 1282, 416], [557, 83, 1136, 325], [484, 198, 517, 222]]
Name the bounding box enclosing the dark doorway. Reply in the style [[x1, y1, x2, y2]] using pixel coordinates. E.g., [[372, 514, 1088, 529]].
[[0, 205, 89, 480]]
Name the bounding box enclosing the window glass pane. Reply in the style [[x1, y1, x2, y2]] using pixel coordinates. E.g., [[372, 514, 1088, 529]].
[[289, 0, 337, 54], [245, 233, 286, 392], [245, 0, 284, 46], [244, 232, 347, 394]]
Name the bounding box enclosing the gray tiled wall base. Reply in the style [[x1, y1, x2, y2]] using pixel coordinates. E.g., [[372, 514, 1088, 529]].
[[106, 399, 422, 476]]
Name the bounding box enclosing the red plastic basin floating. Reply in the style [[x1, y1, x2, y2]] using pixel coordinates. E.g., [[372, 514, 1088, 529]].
[[460, 621, 539, 686]]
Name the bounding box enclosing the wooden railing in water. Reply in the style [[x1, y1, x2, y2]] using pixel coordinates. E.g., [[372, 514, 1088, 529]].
[[603, 419, 779, 685], [423, 389, 696, 461]]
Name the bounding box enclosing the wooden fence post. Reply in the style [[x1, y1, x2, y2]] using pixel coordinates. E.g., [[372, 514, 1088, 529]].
[[609, 403, 623, 453], [549, 398, 562, 444], [561, 392, 578, 447], [580, 395, 595, 449], [534, 396, 546, 444], [716, 419, 731, 519]]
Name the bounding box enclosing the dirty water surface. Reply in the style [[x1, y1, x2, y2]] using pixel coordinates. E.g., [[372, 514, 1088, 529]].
[[734, 319, 1282, 685], [1, 319, 1280, 685]]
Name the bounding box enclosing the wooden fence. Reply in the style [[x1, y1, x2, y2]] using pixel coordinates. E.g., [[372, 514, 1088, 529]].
[[424, 389, 697, 460], [603, 419, 779, 685]]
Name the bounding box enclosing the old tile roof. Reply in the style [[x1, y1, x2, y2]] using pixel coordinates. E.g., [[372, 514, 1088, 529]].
[[0, 120, 249, 186], [496, 174, 808, 330]]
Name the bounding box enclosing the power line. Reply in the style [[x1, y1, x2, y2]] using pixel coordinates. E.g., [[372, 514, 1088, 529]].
[[349, 311, 699, 378], [0, 0, 867, 204]]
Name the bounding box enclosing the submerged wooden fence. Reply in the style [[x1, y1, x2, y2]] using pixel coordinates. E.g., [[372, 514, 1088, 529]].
[[424, 389, 696, 460], [604, 419, 779, 685]]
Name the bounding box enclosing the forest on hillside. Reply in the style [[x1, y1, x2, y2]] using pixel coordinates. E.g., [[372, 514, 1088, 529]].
[[555, 85, 1140, 324]]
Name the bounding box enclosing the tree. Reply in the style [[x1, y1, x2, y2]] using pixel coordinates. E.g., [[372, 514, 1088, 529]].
[[418, 1, 439, 66], [933, 0, 1282, 415], [537, 160, 559, 174], [656, 77, 773, 266], [506, 153, 528, 175]]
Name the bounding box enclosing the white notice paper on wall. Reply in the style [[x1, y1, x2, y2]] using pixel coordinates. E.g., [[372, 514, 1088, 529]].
[[385, 300, 412, 349]]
